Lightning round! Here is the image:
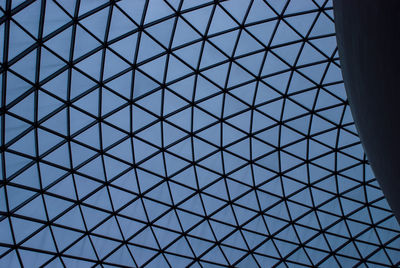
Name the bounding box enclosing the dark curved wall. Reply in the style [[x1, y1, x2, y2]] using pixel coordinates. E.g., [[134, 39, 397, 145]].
[[333, 0, 400, 222]]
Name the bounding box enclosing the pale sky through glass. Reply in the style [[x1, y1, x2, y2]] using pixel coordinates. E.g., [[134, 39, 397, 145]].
[[0, 0, 399, 267]]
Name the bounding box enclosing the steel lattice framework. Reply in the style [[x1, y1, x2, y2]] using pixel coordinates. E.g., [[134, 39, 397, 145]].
[[1, 0, 399, 267]]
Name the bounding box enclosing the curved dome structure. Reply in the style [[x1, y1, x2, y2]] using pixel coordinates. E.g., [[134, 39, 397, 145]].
[[334, 0, 400, 224], [1, 0, 399, 267]]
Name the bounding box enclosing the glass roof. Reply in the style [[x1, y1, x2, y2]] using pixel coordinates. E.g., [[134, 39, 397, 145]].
[[1, 0, 399, 267]]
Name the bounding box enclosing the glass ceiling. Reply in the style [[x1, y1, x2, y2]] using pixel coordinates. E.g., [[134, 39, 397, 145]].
[[1, 0, 399, 267]]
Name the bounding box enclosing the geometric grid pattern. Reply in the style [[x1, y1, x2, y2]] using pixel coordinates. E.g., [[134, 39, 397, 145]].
[[1, 0, 399, 267]]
